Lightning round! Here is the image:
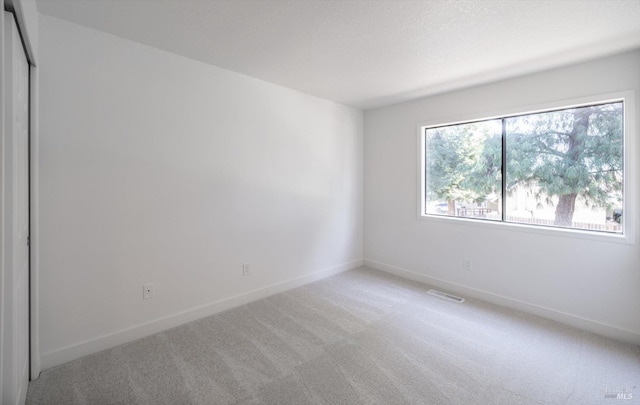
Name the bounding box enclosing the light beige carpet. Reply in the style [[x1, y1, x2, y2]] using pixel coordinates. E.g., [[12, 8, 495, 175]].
[[27, 267, 640, 404]]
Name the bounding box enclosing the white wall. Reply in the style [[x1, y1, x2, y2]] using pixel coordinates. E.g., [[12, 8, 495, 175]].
[[364, 50, 640, 344], [38, 15, 363, 368]]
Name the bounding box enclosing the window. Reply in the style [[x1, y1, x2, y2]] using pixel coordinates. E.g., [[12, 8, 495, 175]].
[[421, 100, 625, 234]]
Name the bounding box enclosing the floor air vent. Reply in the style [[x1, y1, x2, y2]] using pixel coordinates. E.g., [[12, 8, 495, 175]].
[[427, 289, 465, 303]]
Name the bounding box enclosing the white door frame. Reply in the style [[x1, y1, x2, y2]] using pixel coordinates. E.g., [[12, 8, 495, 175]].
[[1, 10, 5, 401], [3, 11, 30, 403], [1, 0, 39, 394]]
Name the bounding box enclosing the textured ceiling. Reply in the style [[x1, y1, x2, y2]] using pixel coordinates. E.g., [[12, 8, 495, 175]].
[[36, 0, 640, 110]]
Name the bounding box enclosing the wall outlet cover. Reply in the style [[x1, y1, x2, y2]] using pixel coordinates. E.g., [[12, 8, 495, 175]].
[[143, 283, 154, 300]]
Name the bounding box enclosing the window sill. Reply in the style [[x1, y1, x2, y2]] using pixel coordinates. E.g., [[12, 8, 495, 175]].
[[418, 213, 633, 245]]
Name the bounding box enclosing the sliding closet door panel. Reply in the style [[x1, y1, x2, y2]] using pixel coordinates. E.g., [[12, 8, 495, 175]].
[[3, 11, 30, 405]]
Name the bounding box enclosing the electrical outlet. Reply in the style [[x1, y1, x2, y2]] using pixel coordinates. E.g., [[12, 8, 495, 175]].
[[143, 283, 154, 300], [242, 263, 251, 277], [463, 258, 472, 272]]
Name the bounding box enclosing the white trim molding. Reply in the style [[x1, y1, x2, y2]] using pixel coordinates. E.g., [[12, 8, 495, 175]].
[[40, 259, 363, 370], [29, 61, 39, 380], [364, 259, 640, 346]]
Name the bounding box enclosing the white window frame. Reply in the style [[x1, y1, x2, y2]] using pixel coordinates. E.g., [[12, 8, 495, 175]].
[[417, 91, 636, 245]]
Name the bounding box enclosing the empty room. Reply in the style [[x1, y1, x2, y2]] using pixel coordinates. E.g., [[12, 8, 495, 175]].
[[1, 0, 639, 404]]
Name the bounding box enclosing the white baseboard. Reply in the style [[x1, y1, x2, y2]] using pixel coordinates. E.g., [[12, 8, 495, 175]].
[[40, 259, 363, 371], [364, 259, 640, 346]]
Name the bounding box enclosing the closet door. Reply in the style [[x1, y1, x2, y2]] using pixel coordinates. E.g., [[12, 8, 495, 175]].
[[2, 11, 30, 405]]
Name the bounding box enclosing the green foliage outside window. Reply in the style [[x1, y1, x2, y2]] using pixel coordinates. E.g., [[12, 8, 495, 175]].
[[425, 101, 623, 233]]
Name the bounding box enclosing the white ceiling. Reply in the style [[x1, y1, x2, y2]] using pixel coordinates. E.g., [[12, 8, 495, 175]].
[[36, 0, 640, 110]]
